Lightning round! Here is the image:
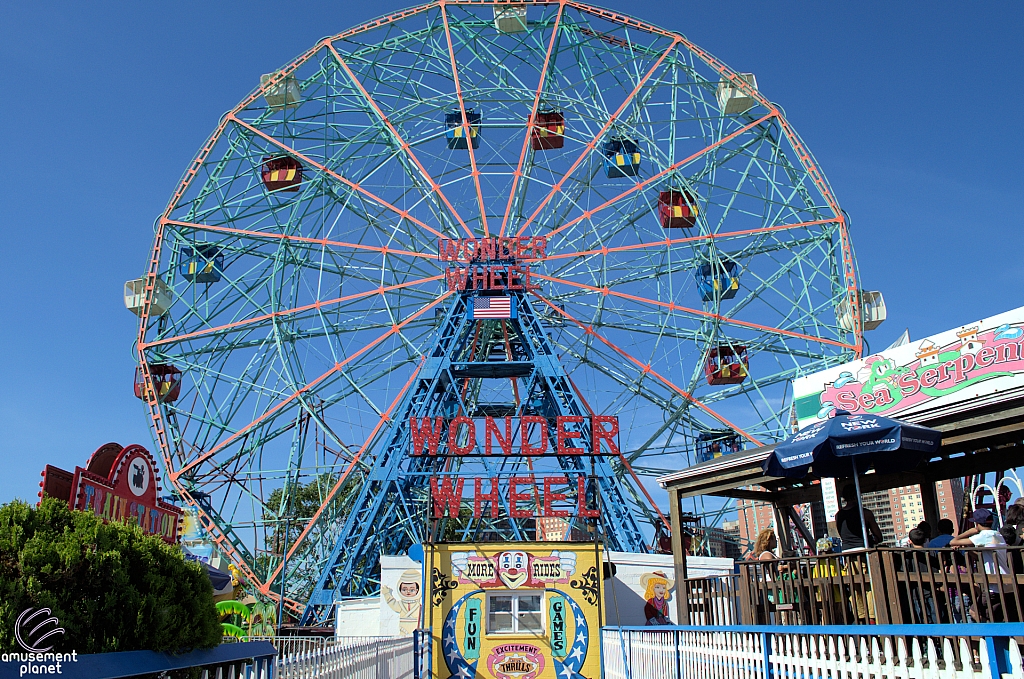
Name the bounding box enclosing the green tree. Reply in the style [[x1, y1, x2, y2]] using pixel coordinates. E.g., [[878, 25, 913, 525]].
[[263, 472, 358, 556], [256, 472, 360, 612], [0, 498, 222, 654]]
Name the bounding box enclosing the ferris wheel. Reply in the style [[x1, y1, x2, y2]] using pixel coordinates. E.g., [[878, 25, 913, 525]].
[[128, 1, 865, 619]]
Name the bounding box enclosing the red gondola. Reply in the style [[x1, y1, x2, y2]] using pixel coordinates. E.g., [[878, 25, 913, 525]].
[[657, 190, 699, 229], [531, 111, 565, 150], [704, 346, 748, 386], [134, 364, 182, 403], [261, 156, 303, 192]]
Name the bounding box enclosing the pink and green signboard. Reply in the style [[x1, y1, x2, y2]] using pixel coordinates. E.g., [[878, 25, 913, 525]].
[[793, 306, 1024, 429]]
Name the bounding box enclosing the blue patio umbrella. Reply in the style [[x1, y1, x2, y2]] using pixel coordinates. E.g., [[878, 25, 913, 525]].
[[762, 411, 941, 548]]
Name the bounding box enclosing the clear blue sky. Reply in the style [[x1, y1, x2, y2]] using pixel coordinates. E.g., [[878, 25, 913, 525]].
[[1, 1, 1021, 504]]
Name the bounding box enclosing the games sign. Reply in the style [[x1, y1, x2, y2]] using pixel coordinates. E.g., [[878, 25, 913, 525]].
[[793, 306, 1024, 429], [40, 443, 182, 544]]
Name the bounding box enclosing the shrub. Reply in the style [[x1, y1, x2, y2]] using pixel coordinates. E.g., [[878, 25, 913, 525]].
[[0, 498, 222, 654]]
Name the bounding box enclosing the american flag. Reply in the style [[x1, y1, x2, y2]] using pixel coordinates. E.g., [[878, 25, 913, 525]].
[[472, 296, 513, 319]]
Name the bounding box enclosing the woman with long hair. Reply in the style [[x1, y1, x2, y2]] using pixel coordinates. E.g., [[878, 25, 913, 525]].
[[750, 528, 778, 561]]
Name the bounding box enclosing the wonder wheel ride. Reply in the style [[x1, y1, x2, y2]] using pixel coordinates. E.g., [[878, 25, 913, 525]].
[[128, 1, 866, 622]]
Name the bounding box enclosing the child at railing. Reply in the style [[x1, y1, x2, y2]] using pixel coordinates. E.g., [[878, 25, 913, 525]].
[[812, 538, 847, 624], [896, 527, 948, 624], [950, 508, 1018, 622]]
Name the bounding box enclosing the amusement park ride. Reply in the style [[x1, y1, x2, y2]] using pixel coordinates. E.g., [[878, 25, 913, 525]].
[[124, 1, 886, 624]]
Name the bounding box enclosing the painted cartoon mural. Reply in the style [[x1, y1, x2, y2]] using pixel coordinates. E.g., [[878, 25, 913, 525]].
[[794, 308, 1024, 429], [427, 542, 602, 679], [640, 571, 673, 625], [380, 555, 422, 635], [382, 568, 423, 635]]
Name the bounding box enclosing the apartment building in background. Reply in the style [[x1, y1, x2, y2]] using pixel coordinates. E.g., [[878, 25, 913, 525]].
[[735, 479, 965, 553]]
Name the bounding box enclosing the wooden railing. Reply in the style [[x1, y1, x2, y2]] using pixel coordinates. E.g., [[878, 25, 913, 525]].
[[680, 546, 1024, 627], [681, 574, 742, 626], [736, 550, 878, 625], [879, 547, 1024, 625]]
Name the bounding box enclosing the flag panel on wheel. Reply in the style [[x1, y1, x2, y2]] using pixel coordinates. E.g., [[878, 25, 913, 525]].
[[471, 296, 515, 319]]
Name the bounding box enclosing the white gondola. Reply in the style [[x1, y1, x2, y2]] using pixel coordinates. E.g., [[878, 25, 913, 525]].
[[124, 277, 172, 317], [837, 290, 887, 332], [260, 71, 302, 111], [494, 4, 527, 33], [716, 72, 758, 114]]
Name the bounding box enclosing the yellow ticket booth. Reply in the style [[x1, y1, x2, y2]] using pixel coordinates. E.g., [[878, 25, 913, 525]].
[[426, 542, 603, 679]]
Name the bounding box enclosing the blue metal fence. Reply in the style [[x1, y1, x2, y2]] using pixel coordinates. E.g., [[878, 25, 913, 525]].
[[0, 640, 277, 679]]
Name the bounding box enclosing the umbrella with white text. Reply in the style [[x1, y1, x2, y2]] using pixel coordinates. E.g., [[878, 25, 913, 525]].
[[762, 411, 941, 549]]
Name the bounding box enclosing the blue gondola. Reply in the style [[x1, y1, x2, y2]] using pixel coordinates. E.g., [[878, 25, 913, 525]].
[[445, 109, 481, 150], [696, 260, 739, 301], [602, 137, 640, 178], [179, 244, 224, 284], [695, 431, 742, 463]]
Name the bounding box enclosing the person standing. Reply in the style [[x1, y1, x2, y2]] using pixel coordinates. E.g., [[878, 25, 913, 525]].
[[901, 527, 947, 624], [1005, 498, 1024, 541], [834, 485, 882, 623], [834, 485, 884, 550]]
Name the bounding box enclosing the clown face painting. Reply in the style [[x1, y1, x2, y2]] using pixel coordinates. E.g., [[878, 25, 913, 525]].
[[496, 550, 529, 589]]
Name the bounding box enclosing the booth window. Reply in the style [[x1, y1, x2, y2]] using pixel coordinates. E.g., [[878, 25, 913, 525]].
[[487, 593, 543, 634]]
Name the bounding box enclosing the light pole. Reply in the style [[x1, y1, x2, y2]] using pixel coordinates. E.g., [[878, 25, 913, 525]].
[[277, 513, 292, 636]]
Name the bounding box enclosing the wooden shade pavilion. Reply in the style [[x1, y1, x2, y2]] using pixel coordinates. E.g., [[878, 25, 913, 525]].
[[658, 397, 1024, 622]]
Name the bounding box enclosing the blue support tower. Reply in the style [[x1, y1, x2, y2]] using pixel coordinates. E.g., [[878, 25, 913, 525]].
[[300, 290, 648, 625]]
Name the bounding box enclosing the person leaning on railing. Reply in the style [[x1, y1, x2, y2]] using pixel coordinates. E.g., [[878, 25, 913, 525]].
[[1005, 498, 1024, 541], [896, 527, 949, 624], [950, 508, 1019, 623], [926, 518, 970, 622], [746, 528, 800, 624], [926, 519, 956, 549], [748, 528, 778, 561]]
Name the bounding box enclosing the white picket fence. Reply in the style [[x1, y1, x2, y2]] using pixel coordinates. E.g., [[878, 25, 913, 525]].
[[602, 628, 1024, 679], [276, 635, 413, 679]]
